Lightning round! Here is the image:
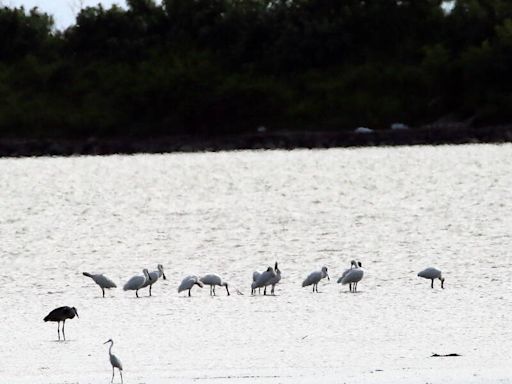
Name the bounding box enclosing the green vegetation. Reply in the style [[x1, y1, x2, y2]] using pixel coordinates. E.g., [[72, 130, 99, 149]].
[[1, 0, 512, 139]]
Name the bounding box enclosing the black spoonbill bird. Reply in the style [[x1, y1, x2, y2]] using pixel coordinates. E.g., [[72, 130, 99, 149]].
[[178, 275, 204, 296], [123, 269, 151, 298], [418, 267, 445, 289], [251, 266, 276, 295], [43, 306, 79, 341], [267, 262, 281, 295], [82, 272, 117, 297], [104, 339, 123, 383], [338, 261, 364, 292], [302, 266, 330, 292], [200, 274, 230, 296], [140, 264, 167, 296]]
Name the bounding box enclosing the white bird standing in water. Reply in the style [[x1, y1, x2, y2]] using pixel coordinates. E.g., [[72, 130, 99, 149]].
[[140, 264, 167, 296], [302, 266, 330, 292], [338, 261, 364, 292], [82, 272, 117, 297], [178, 275, 204, 296], [266, 262, 281, 295], [200, 274, 230, 296], [251, 266, 276, 295], [418, 267, 445, 289], [104, 339, 123, 383], [123, 269, 151, 298]]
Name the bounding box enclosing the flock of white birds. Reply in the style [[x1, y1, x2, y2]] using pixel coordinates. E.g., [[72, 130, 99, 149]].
[[43, 262, 445, 383]]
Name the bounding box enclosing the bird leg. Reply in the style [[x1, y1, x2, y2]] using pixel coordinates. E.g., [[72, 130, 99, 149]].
[[57, 321, 61, 341], [149, 285, 152, 297], [213, 286, 216, 296], [271, 285, 275, 295], [431, 279, 434, 289], [62, 320, 66, 341], [225, 285, 230, 296], [111, 366, 115, 383], [264, 286, 267, 295], [188, 289, 191, 297], [102, 287, 105, 298], [136, 290, 139, 298], [119, 369, 123, 384]]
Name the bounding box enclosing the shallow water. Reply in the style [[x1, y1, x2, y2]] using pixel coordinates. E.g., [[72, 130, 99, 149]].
[[1, 145, 511, 383]]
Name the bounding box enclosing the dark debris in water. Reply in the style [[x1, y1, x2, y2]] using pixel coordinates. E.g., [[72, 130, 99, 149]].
[[431, 353, 461, 357]]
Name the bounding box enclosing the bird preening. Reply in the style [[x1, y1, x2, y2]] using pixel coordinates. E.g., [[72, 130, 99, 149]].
[[140, 264, 167, 296], [43, 306, 79, 341], [104, 339, 123, 383]]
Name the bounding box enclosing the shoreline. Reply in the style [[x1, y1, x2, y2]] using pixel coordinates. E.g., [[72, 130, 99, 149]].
[[1, 124, 511, 157]]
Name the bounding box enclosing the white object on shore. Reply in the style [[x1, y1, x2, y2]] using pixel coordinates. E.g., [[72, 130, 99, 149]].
[[418, 267, 445, 289]]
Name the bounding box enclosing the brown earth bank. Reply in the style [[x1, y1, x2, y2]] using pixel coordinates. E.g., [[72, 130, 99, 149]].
[[1, 124, 511, 157]]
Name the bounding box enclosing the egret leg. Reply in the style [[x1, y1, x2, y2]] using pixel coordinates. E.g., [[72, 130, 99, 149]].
[[120, 369, 123, 383], [431, 279, 434, 289], [111, 366, 115, 383], [62, 320, 66, 341]]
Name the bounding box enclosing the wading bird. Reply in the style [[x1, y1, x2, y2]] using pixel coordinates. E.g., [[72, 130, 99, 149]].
[[123, 269, 151, 298], [104, 339, 123, 383], [252, 270, 262, 294], [200, 274, 230, 296], [418, 267, 445, 289], [302, 266, 330, 292], [338, 261, 364, 292], [140, 264, 167, 296], [82, 272, 117, 297], [43, 306, 79, 341], [267, 262, 281, 295], [251, 266, 276, 295], [178, 275, 204, 296]]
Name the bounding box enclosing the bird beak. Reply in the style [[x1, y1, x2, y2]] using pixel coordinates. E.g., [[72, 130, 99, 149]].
[[103, 340, 109, 344], [163, 273, 167, 280]]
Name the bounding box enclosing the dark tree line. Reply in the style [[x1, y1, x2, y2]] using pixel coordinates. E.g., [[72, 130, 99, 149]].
[[1, 0, 512, 139]]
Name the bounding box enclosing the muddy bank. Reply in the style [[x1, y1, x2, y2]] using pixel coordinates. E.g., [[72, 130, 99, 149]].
[[1, 124, 511, 157]]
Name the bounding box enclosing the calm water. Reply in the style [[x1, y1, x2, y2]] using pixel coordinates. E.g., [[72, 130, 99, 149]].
[[0, 145, 511, 383]]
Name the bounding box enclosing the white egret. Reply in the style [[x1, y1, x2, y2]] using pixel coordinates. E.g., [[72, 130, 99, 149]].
[[140, 264, 167, 296], [43, 306, 78, 341], [338, 261, 364, 292], [82, 272, 117, 297], [418, 267, 445, 289], [104, 339, 123, 383], [200, 274, 230, 296], [302, 266, 330, 292], [266, 262, 281, 295], [251, 266, 276, 295], [178, 275, 204, 296], [123, 269, 151, 298]]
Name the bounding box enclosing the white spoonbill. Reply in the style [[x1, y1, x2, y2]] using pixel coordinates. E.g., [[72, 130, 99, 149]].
[[266, 262, 281, 295], [140, 264, 167, 296], [252, 270, 262, 294], [104, 339, 123, 383], [123, 269, 151, 298], [302, 266, 330, 292], [251, 266, 276, 295], [82, 272, 117, 297], [338, 261, 364, 292], [418, 267, 445, 289], [200, 274, 230, 296], [178, 275, 204, 296], [337, 260, 357, 290]]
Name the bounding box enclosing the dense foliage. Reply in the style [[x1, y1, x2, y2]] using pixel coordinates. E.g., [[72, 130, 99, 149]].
[[1, 0, 512, 138]]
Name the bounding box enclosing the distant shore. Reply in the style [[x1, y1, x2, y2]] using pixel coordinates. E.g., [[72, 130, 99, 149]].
[[1, 124, 511, 157]]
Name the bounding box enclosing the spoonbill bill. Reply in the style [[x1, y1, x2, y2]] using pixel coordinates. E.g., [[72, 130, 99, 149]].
[[43, 306, 78, 341]]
